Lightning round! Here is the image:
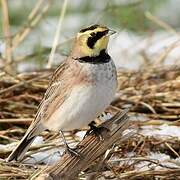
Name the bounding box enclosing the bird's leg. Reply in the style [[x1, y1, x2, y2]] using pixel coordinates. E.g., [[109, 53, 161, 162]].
[[59, 130, 80, 157], [85, 121, 109, 141]]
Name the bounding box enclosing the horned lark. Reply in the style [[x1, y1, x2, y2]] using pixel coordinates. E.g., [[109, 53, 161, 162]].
[[7, 24, 117, 162]]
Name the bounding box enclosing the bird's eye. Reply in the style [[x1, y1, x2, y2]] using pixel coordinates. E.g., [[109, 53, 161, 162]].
[[90, 32, 96, 37]]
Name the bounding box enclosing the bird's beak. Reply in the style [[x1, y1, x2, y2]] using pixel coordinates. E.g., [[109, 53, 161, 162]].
[[107, 29, 116, 36]]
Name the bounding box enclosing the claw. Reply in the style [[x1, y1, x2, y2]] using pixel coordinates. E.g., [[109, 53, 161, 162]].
[[59, 130, 81, 157], [85, 121, 109, 141], [65, 145, 81, 157]]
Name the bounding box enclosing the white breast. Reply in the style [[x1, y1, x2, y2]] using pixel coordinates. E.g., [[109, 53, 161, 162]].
[[46, 60, 117, 131]]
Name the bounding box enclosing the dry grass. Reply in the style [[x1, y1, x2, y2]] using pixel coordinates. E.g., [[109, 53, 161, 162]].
[[0, 65, 179, 179], [0, 1, 180, 179]]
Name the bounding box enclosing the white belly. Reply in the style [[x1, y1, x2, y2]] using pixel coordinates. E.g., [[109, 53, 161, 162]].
[[46, 82, 116, 131], [45, 60, 117, 131]]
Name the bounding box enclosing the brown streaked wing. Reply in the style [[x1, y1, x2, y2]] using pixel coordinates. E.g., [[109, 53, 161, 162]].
[[32, 61, 71, 125], [44, 61, 69, 99]]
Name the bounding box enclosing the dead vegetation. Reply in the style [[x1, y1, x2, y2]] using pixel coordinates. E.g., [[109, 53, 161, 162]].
[[0, 0, 180, 179], [0, 65, 179, 179]]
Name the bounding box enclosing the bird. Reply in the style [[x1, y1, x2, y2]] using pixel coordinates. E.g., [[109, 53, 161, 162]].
[[6, 24, 117, 162]]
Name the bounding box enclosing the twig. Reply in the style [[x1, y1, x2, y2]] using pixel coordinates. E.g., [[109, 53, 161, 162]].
[[46, 0, 68, 68], [1, 0, 12, 68], [28, 0, 44, 21], [156, 40, 180, 64], [0, 118, 33, 124], [0, 73, 49, 95], [118, 168, 180, 179], [165, 142, 180, 158], [145, 11, 178, 36], [11, 0, 52, 51]]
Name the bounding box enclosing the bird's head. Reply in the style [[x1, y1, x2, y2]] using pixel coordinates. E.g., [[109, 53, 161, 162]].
[[71, 24, 116, 57]]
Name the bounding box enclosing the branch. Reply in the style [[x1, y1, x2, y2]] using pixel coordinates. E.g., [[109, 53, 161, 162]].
[[35, 109, 132, 180], [11, 0, 52, 51], [1, 0, 12, 66]]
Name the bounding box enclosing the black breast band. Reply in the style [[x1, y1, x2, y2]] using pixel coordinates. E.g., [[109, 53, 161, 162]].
[[75, 50, 111, 64]]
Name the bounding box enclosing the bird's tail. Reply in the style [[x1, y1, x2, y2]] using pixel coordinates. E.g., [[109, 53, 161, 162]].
[[6, 132, 36, 162]]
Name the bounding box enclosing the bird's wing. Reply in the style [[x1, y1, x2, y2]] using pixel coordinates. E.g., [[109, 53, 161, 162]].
[[27, 60, 76, 137], [6, 61, 74, 162], [35, 61, 72, 123]]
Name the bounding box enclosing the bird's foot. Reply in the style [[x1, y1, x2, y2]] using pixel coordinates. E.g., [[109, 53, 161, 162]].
[[64, 144, 81, 157], [59, 130, 81, 157], [85, 121, 109, 141]]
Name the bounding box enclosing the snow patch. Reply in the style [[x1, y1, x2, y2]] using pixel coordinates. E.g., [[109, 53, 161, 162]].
[[140, 124, 180, 138], [136, 152, 180, 171]]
